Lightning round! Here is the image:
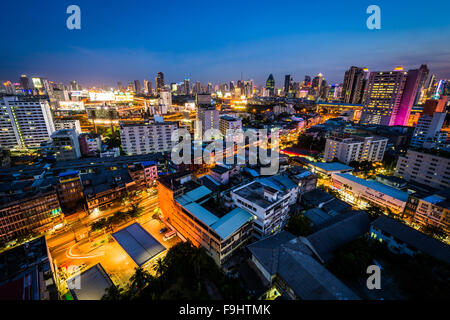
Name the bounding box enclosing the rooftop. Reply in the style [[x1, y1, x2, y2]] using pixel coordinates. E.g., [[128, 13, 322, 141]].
[[309, 161, 354, 172], [371, 215, 450, 264], [67, 263, 113, 300], [333, 173, 409, 202], [112, 223, 166, 267]]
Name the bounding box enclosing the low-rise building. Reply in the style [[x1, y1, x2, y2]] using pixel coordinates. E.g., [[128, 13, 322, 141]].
[[370, 215, 450, 264], [78, 133, 101, 157], [231, 177, 296, 239], [331, 173, 409, 214], [49, 129, 81, 161], [158, 172, 254, 265], [0, 237, 58, 300], [307, 161, 354, 177], [0, 190, 62, 242], [403, 189, 450, 235]]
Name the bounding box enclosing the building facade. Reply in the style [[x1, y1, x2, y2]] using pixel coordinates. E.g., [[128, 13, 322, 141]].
[[395, 150, 450, 190], [323, 133, 388, 164], [119, 120, 178, 155], [0, 96, 55, 149]]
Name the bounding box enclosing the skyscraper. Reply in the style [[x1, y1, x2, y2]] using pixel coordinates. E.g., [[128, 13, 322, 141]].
[[359, 66, 422, 126], [134, 80, 142, 93], [184, 79, 190, 95], [266, 74, 275, 96], [341, 66, 366, 104], [284, 75, 292, 96], [19, 75, 30, 91], [413, 64, 429, 105], [156, 72, 165, 92], [393, 68, 423, 126]]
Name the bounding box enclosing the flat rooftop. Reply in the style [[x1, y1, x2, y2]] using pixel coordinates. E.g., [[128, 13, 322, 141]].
[[309, 162, 354, 172], [334, 173, 409, 202], [112, 223, 166, 267]]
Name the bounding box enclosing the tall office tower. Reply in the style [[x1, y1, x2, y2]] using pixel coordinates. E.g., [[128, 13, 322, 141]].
[[19, 75, 30, 91], [393, 67, 426, 126], [193, 81, 201, 94], [413, 64, 429, 105], [304, 75, 311, 86], [195, 105, 219, 140], [183, 79, 190, 95], [229, 81, 235, 92], [134, 80, 142, 93], [206, 83, 213, 94], [70, 80, 81, 91], [119, 120, 178, 155], [156, 72, 165, 92], [0, 96, 55, 149], [359, 67, 408, 126], [410, 112, 447, 149], [146, 80, 153, 94], [117, 82, 124, 91], [341, 66, 366, 104], [266, 74, 275, 96], [284, 75, 292, 96]]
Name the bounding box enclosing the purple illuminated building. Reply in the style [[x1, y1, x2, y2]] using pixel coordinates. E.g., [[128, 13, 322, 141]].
[[393, 68, 422, 126]]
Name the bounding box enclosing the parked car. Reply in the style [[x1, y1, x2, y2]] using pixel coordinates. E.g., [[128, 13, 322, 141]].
[[159, 227, 168, 234]]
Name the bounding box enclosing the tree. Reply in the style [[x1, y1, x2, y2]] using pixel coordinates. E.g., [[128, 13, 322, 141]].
[[153, 258, 167, 276], [103, 128, 121, 149], [420, 225, 447, 241], [127, 203, 143, 219], [102, 285, 124, 300], [365, 204, 384, 221], [90, 218, 107, 232], [286, 213, 313, 236], [129, 267, 153, 295]]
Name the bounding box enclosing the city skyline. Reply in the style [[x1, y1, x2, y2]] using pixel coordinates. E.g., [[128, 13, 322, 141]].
[[1, 1, 450, 86]]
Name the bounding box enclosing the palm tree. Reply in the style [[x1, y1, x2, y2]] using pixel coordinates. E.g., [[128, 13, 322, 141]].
[[102, 285, 123, 300], [129, 267, 153, 294], [153, 258, 167, 276]]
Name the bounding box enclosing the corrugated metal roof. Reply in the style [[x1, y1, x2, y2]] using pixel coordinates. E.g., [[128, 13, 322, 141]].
[[211, 207, 253, 240]]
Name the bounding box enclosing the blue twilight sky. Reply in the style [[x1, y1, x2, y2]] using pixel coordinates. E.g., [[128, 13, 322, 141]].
[[1, 0, 450, 87]]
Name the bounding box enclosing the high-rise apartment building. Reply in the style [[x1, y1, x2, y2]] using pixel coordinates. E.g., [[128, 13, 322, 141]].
[[0, 96, 55, 149]]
